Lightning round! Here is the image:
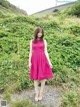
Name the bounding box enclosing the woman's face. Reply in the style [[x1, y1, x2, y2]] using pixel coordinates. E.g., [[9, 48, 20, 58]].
[[37, 32, 42, 38]]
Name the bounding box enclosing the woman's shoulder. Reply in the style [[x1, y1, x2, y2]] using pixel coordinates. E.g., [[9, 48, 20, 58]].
[[30, 39, 34, 42]]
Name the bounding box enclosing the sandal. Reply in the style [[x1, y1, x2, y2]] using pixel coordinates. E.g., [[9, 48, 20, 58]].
[[34, 94, 39, 101], [38, 93, 43, 100]]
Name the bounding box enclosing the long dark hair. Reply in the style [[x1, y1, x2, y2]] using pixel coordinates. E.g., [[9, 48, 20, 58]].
[[33, 26, 44, 43]]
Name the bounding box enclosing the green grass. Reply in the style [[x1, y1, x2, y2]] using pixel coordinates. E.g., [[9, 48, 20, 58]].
[[0, 0, 27, 17], [61, 87, 80, 107], [9, 100, 41, 107]]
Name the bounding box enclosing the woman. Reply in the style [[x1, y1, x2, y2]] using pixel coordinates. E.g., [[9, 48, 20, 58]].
[[29, 26, 54, 101]]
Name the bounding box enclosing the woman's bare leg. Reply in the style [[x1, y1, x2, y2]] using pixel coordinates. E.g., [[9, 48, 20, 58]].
[[34, 80, 39, 101], [39, 79, 46, 100]]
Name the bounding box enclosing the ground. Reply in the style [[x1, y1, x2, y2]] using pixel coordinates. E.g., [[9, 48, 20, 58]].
[[0, 85, 63, 107]]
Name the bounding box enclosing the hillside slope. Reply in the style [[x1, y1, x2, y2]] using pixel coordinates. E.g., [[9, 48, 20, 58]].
[[60, 1, 80, 17], [0, 0, 27, 17]]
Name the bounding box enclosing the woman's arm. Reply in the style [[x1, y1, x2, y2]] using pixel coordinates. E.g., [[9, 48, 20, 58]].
[[44, 39, 52, 66], [29, 40, 32, 65]]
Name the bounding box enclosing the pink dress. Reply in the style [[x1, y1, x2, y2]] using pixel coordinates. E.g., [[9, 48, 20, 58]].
[[30, 39, 54, 80]]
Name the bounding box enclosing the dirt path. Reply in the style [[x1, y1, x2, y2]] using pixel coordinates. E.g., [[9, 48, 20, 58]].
[[10, 85, 62, 107]]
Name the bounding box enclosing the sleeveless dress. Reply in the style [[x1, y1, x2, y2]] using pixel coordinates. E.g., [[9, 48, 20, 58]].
[[30, 39, 54, 80]]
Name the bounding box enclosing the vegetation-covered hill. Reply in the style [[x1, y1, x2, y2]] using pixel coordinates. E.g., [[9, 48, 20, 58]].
[[60, 1, 80, 17], [0, 1, 80, 107], [0, 0, 27, 17]]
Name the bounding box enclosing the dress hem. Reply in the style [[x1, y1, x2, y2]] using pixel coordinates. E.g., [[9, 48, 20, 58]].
[[30, 76, 54, 80]]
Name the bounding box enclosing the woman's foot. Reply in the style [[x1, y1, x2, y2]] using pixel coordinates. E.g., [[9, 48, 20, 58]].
[[38, 92, 43, 100], [35, 93, 39, 101]]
